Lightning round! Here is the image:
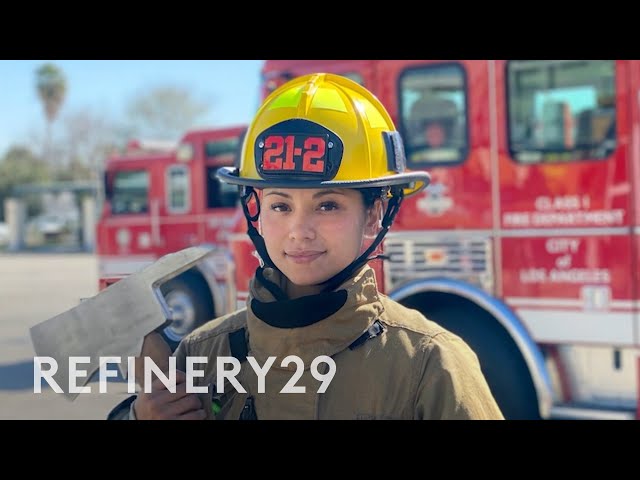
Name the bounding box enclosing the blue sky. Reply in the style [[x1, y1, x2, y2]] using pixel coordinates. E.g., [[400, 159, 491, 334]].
[[0, 60, 265, 156]]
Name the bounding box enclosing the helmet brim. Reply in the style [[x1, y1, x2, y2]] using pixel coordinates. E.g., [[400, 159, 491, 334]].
[[216, 166, 430, 197]]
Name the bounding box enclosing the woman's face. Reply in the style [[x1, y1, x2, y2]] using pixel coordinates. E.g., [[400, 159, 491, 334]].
[[259, 188, 380, 294]]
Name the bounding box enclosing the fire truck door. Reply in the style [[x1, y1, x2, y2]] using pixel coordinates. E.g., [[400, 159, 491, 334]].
[[496, 60, 635, 347]]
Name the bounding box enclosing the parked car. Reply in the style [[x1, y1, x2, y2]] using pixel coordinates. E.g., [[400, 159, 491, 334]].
[[34, 214, 67, 236]]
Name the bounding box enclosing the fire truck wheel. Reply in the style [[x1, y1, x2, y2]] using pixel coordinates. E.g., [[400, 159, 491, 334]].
[[159, 271, 215, 352], [402, 293, 541, 420]]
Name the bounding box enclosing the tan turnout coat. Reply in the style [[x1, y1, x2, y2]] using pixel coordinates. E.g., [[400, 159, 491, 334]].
[[149, 265, 505, 420]]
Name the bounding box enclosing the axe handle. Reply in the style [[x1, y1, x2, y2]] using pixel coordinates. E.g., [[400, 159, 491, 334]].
[[134, 332, 172, 387]]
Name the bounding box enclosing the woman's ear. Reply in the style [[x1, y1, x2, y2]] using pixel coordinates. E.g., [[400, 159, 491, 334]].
[[364, 199, 383, 238]]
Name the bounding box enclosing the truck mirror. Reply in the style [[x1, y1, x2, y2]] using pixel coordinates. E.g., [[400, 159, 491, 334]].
[[104, 172, 113, 199]]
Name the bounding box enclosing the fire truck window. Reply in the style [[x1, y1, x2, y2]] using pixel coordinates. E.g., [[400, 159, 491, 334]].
[[167, 166, 190, 213], [207, 166, 238, 208], [399, 63, 468, 167], [205, 137, 241, 158], [507, 60, 616, 163], [111, 170, 149, 215]]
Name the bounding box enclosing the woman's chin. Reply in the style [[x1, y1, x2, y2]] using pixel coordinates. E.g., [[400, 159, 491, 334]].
[[285, 272, 329, 287], [281, 265, 336, 288], [276, 259, 348, 289]]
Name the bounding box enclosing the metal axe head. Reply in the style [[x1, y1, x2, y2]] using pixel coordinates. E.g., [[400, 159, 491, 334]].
[[29, 245, 216, 401]]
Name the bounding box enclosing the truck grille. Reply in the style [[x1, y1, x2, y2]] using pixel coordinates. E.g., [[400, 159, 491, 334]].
[[383, 233, 494, 293]]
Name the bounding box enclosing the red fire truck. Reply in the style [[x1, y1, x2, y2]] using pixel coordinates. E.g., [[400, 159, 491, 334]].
[[98, 60, 640, 420], [96, 126, 247, 350], [229, 59, 639, 420]]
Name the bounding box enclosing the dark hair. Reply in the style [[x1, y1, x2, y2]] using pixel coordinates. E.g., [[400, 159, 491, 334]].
[[359, 187, 385, 209]]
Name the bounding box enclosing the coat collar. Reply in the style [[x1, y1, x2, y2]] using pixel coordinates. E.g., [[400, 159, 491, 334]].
[[246, 265, 384, 368]]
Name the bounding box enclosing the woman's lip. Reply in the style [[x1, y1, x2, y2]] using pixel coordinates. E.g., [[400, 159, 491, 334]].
[[285, 251, 325, 264]]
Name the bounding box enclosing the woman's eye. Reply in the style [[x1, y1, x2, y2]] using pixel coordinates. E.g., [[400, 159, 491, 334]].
[[270, 203, 290, 212], [318, 202, 339, 211]]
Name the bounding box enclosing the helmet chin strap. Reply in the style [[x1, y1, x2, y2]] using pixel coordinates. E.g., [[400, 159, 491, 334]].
[[240, 186, 404, 299]]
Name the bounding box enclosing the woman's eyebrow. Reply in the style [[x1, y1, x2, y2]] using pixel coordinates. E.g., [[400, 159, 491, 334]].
[[264, 191, 291, 198], [313, 189, 346, 198], [263, 189, 346, 199]]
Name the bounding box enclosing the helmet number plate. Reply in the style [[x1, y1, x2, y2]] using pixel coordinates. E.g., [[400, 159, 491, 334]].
[[263, 135, 326, 173], [255, 119, 343, 181]]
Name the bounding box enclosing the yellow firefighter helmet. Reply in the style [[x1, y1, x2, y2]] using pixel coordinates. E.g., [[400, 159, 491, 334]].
[[217, 72, 430, 197]]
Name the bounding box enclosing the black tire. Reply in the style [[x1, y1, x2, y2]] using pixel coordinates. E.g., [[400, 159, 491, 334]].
[[159, 271, 215, 352], [402, 293, 541, 420]]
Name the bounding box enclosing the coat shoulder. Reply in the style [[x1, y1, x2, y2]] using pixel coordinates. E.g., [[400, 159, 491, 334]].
[[378, 294, 449, 339], [182, 308, 248, 349]]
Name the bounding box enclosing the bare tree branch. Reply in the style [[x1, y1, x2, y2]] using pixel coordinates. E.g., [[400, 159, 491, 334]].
[[124, 85, 212, 140]]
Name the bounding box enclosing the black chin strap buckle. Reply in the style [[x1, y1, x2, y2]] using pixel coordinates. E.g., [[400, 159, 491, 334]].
[[240, 186, 276, 270], [240, 187, 260, 222], [349, 320, 386, 350]]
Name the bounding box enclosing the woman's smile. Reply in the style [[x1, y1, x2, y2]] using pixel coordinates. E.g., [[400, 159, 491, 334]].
[[284, 250, 327, 264]]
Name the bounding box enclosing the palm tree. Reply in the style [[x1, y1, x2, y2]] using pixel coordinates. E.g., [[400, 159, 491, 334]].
[[35, 63, 67, 174]]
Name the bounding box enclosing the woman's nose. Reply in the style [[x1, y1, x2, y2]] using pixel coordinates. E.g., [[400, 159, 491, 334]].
[[288, 212, 316, 241]]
